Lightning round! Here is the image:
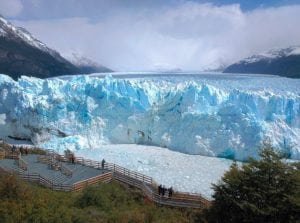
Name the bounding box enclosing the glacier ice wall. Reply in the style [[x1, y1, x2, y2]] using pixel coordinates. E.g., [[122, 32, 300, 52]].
[[0, 73, 299, 160]]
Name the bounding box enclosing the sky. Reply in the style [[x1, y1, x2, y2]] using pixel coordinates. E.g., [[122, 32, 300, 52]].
[[1, 0, 300, 71]]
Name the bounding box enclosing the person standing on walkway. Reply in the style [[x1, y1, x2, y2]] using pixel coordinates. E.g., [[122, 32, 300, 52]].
[[158, 184, 162, 195], [162, 185, 166, 197], [25, 147, 28, 155], [168, 187, 173, 198], [71, 154, 75, 164], [20, 146, 23, 155], [101, 159, 106, 169]]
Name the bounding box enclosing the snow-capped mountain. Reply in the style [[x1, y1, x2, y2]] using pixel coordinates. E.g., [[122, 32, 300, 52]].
[[0, 17, 60, 58], [241, 46, 300, 63], [224, 46, 300, 78], [0, 16, 111, 79], [67, 53, 112, 73]]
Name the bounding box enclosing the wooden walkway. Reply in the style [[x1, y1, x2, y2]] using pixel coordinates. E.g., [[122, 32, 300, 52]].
[[0, 143, 211, 209]]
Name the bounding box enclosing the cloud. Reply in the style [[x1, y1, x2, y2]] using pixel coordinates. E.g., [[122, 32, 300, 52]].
[[0, 0, 23, 17], [13, 2, 300, 71]]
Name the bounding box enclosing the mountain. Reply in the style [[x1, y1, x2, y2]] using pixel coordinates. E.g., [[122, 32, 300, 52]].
[[67, 53, 112, 73], [223, 46, 300, 78], [0, 16, 111, 80]]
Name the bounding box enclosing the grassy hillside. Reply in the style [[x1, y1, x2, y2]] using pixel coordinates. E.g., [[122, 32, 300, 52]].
[[0, 173, 201, 223]]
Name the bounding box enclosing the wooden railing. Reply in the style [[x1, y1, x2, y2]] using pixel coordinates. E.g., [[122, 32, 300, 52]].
[[67, 155, 153, 185], [73, 172, 113, 191], [43, 149, 210, 208], [0, 165, 69, 191], [0, 144, 211, 208], [74, 157, 102, 169], [37, 155, 50, 164], [0, 149, 5, 159], [106, 163, 153, 184], [113, 172, 209, 209], [17, 172, 73, 191], [4, 151, 19, 160], [58, 154, 152, 185], [142, 184, 208, 208]]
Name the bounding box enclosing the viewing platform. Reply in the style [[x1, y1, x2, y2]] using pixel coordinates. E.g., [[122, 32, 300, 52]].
[[0, 141, 211, 209], [0, 154, 111, 188]]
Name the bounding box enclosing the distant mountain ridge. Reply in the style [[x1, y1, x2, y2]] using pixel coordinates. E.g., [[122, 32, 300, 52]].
[[67, 53, 112, 73], [223, 46, 300, 78], [0, 16, 111, 80]]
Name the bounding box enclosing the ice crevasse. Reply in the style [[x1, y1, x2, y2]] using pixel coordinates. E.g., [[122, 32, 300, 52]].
[[0, 73, 299, 161]]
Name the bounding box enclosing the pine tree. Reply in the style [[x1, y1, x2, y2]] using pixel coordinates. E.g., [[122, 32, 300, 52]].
[[205, 145, 300, 223]]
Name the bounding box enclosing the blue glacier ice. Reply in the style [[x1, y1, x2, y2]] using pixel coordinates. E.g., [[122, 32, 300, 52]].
[[0, 72, 299, 161]]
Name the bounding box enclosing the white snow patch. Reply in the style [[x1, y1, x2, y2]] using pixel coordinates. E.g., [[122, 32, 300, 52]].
[[241, 46, 300, 64], [288, 47, 300, 56]]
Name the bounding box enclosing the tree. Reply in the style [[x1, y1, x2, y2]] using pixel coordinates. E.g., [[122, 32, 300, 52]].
[[205, 145, 300, 223]]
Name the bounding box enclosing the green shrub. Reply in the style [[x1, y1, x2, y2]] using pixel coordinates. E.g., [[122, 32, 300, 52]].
[[205, 145, 300, 223], [0, 175, 195, 222]]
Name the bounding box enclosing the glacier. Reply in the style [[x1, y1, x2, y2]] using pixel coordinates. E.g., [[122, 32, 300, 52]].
[[0, 72, 299, 161]]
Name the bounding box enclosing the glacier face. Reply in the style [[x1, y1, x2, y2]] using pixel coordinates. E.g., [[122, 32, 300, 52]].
[[0, 73, 299, 160]]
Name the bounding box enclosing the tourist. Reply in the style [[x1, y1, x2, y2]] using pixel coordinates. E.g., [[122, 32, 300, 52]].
[[168, 187, 173, 198], [71, 154, 75, 164], [68, 152, 74, 163], [101, 159, 106, 169], [162, 185, 166, 196], [20, 146, 24, 155], [158, 184, 162, 195], [12, 145, 18, 155], [25, 147, 28, 155]]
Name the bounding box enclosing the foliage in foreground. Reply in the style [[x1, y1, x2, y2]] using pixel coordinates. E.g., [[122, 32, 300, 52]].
[[0, 173, 198, 223], [204, 146, 300, 223]]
